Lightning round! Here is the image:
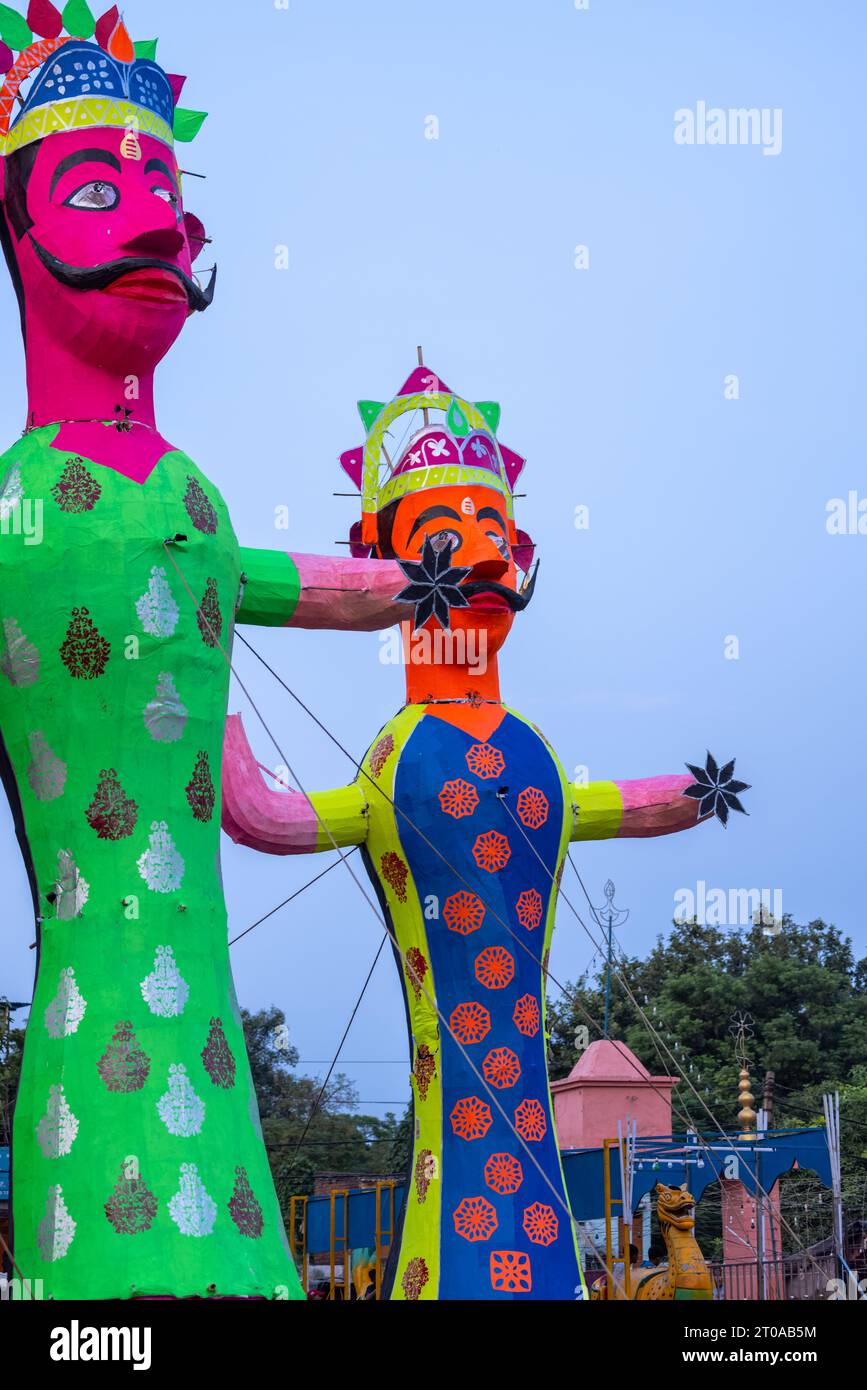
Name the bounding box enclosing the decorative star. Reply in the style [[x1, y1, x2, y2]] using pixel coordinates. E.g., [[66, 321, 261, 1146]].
[[395, 536, 472, 631], [682, 752, 750, 827]]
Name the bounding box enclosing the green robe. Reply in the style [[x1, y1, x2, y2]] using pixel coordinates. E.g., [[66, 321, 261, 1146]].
[[0, 425, 303, 1300]]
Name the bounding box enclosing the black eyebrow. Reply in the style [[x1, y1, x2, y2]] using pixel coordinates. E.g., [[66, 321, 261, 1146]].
[[477, 506, 508, 534], [50, 149, 121, 198], [144, 157, 179, 192], [407, 505, 463, 542]]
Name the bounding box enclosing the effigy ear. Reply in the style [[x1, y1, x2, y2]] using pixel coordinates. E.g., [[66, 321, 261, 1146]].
[[183, 211, 208, 264], [347, 520, 373, 560], [513, 528, 535, 573]]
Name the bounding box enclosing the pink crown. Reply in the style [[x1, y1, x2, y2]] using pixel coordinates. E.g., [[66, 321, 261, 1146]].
[[338, 359, 535, 568]]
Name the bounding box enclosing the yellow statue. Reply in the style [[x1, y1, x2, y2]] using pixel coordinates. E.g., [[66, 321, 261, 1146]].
[[632, 1183, 713, 1301], [589, 1182, 713, 1301]]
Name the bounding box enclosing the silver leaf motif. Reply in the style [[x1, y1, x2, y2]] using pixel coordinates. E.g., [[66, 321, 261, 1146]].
[[140, 946, 189, 1017], [44, 968, 87, 1038], [27, 732, 68, 801], [36, 1185, 77, 1261], [143, 671, 188, 743], [137, 821, 185, 894], [168, 1163, 216, 1237], [54, 849, 90, 920], [136, 566, 179, 638], [157, 1064, 206, 1137], [0, 464, 23, 522], [0, 617, 40, 687], [36, 1084, 79, 1158]]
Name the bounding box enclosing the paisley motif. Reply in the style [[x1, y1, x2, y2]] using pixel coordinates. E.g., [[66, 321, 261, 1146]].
[[168, 1163, 217, 1238], [136, 566, 179, 638], [137, 821, 185, 893], [36, 1186, 77, 1262], [140, 946, 190, 1018]]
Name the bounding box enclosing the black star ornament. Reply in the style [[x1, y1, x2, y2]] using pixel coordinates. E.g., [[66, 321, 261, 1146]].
[[683, 752, 751, 827], [395, 536, 472, 631]]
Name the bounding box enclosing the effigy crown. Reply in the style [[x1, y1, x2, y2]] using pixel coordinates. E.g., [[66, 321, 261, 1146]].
[[339, 359, 529, 550], [0, 2, 206, 152]]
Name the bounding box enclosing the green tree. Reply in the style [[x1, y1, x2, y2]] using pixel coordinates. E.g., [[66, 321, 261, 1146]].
[[0, 1004, 25, 1148], [241, 1007, 411, 1228], [548, 917, 867, 1131], [547, 917, 867, 1256]]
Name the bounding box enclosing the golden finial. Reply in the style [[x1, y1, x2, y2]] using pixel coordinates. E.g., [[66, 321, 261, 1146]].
[[729, 1012, 757, 1141]]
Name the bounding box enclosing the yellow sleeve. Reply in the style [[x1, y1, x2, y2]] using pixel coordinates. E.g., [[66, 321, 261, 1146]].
[[570, 781, 624, 841], [309, 784, 369, 850]]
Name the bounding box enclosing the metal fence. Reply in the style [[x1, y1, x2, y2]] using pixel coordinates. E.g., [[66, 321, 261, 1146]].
[[708, 1252, 838, 1301]]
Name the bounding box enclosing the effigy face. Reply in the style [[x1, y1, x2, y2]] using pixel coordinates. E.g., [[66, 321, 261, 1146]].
[[382, 481, 519, 662], [4, 125, 196, 367]]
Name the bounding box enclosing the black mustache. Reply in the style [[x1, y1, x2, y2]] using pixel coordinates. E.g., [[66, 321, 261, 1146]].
[[460, 564, 539, 612], [28, 235, 216, 313]]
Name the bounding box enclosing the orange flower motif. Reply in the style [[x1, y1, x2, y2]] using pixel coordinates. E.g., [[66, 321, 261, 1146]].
[[473, 830, 511, 873], [450, 1095, 493, 1141], [443, 890, 485, 936], [450, 1001, 491, 1045], [484, 1152, 524, 1195], [474, 946, 515, 990], [515, 1098, 547, 1142], [490, 1250, 532, 1293], [513, 993, 541, 1037], [466, 743, 506, 780], [515, 889, 543, 931], [439, 778, 479, 819], [517, 786, 549, 829], [523, 1202, 559, 1246], [453, 1196, 498, 1243], [483, 1047, 521, 1089]]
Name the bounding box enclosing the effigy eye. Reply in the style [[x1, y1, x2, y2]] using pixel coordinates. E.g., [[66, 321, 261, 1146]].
[[66, 180, 120, 211], [429, 529, 460, 554]]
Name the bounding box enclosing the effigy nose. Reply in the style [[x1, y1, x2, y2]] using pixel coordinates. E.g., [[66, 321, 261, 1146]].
[[121, 227, 187, 259], [466, 556, 510, 581]]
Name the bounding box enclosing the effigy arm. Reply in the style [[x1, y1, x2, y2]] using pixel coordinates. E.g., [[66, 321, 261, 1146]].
[[570, 774, 701, 841], [222, 712, 367, 855], [236, 548, 407, 632]]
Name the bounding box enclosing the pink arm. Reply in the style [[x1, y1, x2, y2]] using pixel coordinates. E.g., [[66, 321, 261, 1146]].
[[287, 554, 408, 631], [222, 714, 368, 855], [222, 714, 320, 854], [615, 775, 701, 838], [572, 773, 704, 841], [236, 549, 409, 632]]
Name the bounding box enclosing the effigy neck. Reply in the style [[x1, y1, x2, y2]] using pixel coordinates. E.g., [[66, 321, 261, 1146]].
[[22, 335, 178, 480], [403, 632, 503, 705], [24, 331, 159, 435]]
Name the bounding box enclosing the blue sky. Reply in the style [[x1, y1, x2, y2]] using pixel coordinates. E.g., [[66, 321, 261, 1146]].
[[3, 0, 866, 1120]]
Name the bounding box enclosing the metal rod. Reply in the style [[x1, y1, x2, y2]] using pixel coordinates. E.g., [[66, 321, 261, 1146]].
[[418, 345, 430, 427]]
